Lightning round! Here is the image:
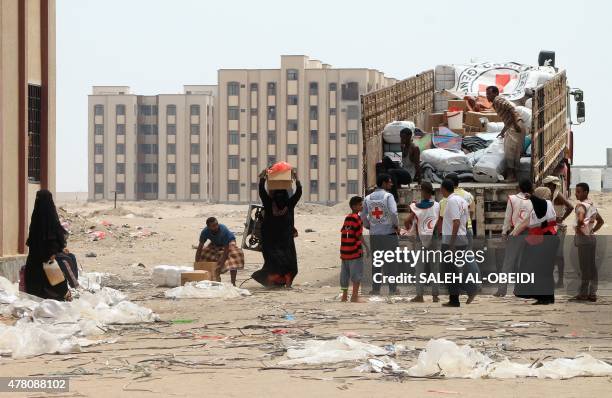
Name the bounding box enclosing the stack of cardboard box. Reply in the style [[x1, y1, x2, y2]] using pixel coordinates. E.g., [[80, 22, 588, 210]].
[[428, 99, 503, 136]]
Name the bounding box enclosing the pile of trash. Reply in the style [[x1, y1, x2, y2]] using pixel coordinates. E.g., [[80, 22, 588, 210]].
[[165, 281, 251, 299], [277, 336, 612, 380], [0, 276, 158, 359], [152, 265, 194, 287]]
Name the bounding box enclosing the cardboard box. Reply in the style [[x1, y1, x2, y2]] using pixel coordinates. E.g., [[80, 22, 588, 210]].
[[181, 270, 211, 285], [267, 169, 292, 190], [194, 261, 221, 281], [429, 113, 446, 130], [447, 99, 468, 112], [450, 128, 465, 136], [464, 111, 502, 128]]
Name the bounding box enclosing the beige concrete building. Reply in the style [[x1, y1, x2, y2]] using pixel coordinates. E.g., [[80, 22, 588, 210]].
[[215, 55, 395, 203], [88, 85, 216, 201], [1, 0, 56, 273]]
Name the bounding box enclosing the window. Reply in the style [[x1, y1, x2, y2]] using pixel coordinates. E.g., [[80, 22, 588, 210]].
[[250, 108, 258, 115], [330, 157, 337, 165], [228, 82, 240, 96], [310, 155, 318, 169], [347, 180, 358, 194], [94, 183, 104, 194], [267, 131, 276, 145], [138, 182, 157, 193], [190, 104, 200, 116], [309, 106, 318, 120], [267, 155, 276, 165], [287, 95, 298, 105], [287, 69, 298, 80], [167, 143, 176, 155], [138, 124, 158, 135], [228, 155, 239, 169], [347, 156, 358, 169], [138, 144, 158, 154], [329, 83, 337, 91], [228, 131, 239, 145], [310, 180, 319, 194], [116, 163, 125, 174], [329, 133, 337, 141], [94, 104, 104, 116], [228, 181, 239, 194], [116, 143, 125, 155], [250, 157, 258, 165], [250, 83, 258, 92], [167, 183, 176, 194], [347, 105, 359, 120], [251, 182, 258, 190], [94, 164, 104, 174], [167, 104, 176, 116], [287, 144, 298, 155], [191, 183, 200, 194], [116, 104, 125, 116], [250, 133, 258, 140], [191, 143, 200, 154], [116, 124, 125, 135], [139, 163, 153, 174], [94, 124, 104, 135], [138, 105, 156, 116], [191, 163, 200, 174], [267, 82, 276, 96], [116, 183, 125, 194], [342, 82, 359, 100], [287, 120, 298, 131], [191, 124, 200, 135], [309, 82, 318, 95], [167, 124, 176, 134], [347, 130, 358, 144], [329, 182, 337, 190], [310, 130, 318, 144], [329, 108, 337, 116], [267, 106, 276, 120], [166, 163, 176, 174], [228, 106, 240, 120], [95, 144, 104, 155]]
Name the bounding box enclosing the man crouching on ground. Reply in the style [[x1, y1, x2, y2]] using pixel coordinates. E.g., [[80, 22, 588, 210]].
[[196, 217, 245, 286]]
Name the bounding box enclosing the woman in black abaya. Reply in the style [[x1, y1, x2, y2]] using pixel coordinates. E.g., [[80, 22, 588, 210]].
[[511, 187, 559, 305], [252, 169, 302, 288], [24, 189, 71, 301]]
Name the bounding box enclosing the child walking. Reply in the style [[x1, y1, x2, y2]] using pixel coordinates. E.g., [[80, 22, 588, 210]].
[[340, 196, 366, 302]]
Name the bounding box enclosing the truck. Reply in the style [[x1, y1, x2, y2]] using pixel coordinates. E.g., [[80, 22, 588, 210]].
[[360, 52, 585, 247]]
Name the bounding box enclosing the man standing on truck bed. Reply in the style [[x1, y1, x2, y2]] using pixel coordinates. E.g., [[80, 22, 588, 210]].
[[486, 86, 526, 182], [401, 128, 421, 183], [361, 173, 400, 296]]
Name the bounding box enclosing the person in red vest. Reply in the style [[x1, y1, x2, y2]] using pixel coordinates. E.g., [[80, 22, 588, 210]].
[[339, 196, 366, 302]]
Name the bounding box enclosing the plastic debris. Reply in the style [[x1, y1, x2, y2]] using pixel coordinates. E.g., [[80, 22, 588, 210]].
[[152, 265, 193, 287], [355, 356, 402, 373], [85, 252, 97, 258], [164, 281, 251, 299], [89, 231, 106, 241], [279, 336, 387, 365], [78, 272, 108, 292], [285, 314, 296, 321]]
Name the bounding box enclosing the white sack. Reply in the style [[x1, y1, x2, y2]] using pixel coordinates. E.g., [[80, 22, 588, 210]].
[[382, 121, 415, 144], [164, 281, 251, 299], [421, 148, 472, 172], [473, 138, 505, 182]]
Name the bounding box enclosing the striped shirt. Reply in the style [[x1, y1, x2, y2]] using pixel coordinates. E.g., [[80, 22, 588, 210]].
[[492, 96, 522, 129], [340, 213, 363, 260]]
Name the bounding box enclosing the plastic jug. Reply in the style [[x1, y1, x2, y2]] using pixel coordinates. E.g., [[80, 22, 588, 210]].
[[446, 109, 463, 130], [43, 259, 65, 286]]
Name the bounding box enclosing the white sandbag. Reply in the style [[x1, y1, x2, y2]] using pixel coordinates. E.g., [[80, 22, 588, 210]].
[[164, 281, 251, 299], [515, 106, 532, 134], [466, 148, 487, 166], [525, 98, 533, 109], [382, 121, 415, 144], [525, 66, 555, 88], [473, 138, 505, 182], [279, 336, 387, 365], [421, 148, 471, 172], [486, 122, 504, 133]]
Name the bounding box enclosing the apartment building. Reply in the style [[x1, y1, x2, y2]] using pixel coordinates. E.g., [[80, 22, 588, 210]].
[[1, 0, 56, 271], [88, 85, 216, 201], [215, 55, 396, 203]]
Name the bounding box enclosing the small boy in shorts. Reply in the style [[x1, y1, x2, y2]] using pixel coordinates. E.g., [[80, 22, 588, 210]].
[[340, 196, 366, 302]]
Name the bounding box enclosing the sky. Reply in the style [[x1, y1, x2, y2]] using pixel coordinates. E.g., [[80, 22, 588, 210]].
[[56, 0, 611, 192]]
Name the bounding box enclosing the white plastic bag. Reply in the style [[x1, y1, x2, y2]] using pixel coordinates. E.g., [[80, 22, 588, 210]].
[[164, 281, 251, 299], [279, 336, 387, 365], [421, 148, 471, 172], [382, 121, 415, 144], [473, 138, 505, 182]]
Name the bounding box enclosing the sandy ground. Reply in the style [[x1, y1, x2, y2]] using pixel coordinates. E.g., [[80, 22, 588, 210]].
[[2, 193, 612, 397]]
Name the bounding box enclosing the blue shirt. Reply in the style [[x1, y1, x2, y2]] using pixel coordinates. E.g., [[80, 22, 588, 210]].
[[199, 224, 236, 247]]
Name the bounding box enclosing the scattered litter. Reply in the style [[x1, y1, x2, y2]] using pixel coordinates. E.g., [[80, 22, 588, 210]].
[[446, 327, 468, 331], [85, 252, 97, 258], [285, 314, 296, 321], [272, 329, 290, 335], [510, 323, 530, 328], [89, 231, 106, 241], [343, 331, 360, 338], [427, 390, 460, 395], [100, 220, 112, 227], [305, 228, 315, 233], [123, 214, 136, 219], [279, 336, 387, 365], [78, 272, 108, 292], [164, 281, 251, 299], [368, 296, 384, 302], [355, 357, 402, 373]]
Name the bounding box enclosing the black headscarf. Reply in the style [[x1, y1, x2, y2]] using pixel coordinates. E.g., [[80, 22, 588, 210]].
[[26, 189, 67, 256]]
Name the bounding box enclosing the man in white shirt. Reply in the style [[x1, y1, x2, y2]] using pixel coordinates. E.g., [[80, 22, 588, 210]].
[[440, 179, 469, 307], [494, 179, 534, 297]]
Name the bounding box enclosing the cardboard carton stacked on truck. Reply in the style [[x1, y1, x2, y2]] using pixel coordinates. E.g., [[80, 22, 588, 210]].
[[361, 51, 586, 242]]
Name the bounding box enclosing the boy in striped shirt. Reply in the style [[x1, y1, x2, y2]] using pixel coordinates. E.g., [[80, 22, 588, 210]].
[[340, 196, 366, 302]]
